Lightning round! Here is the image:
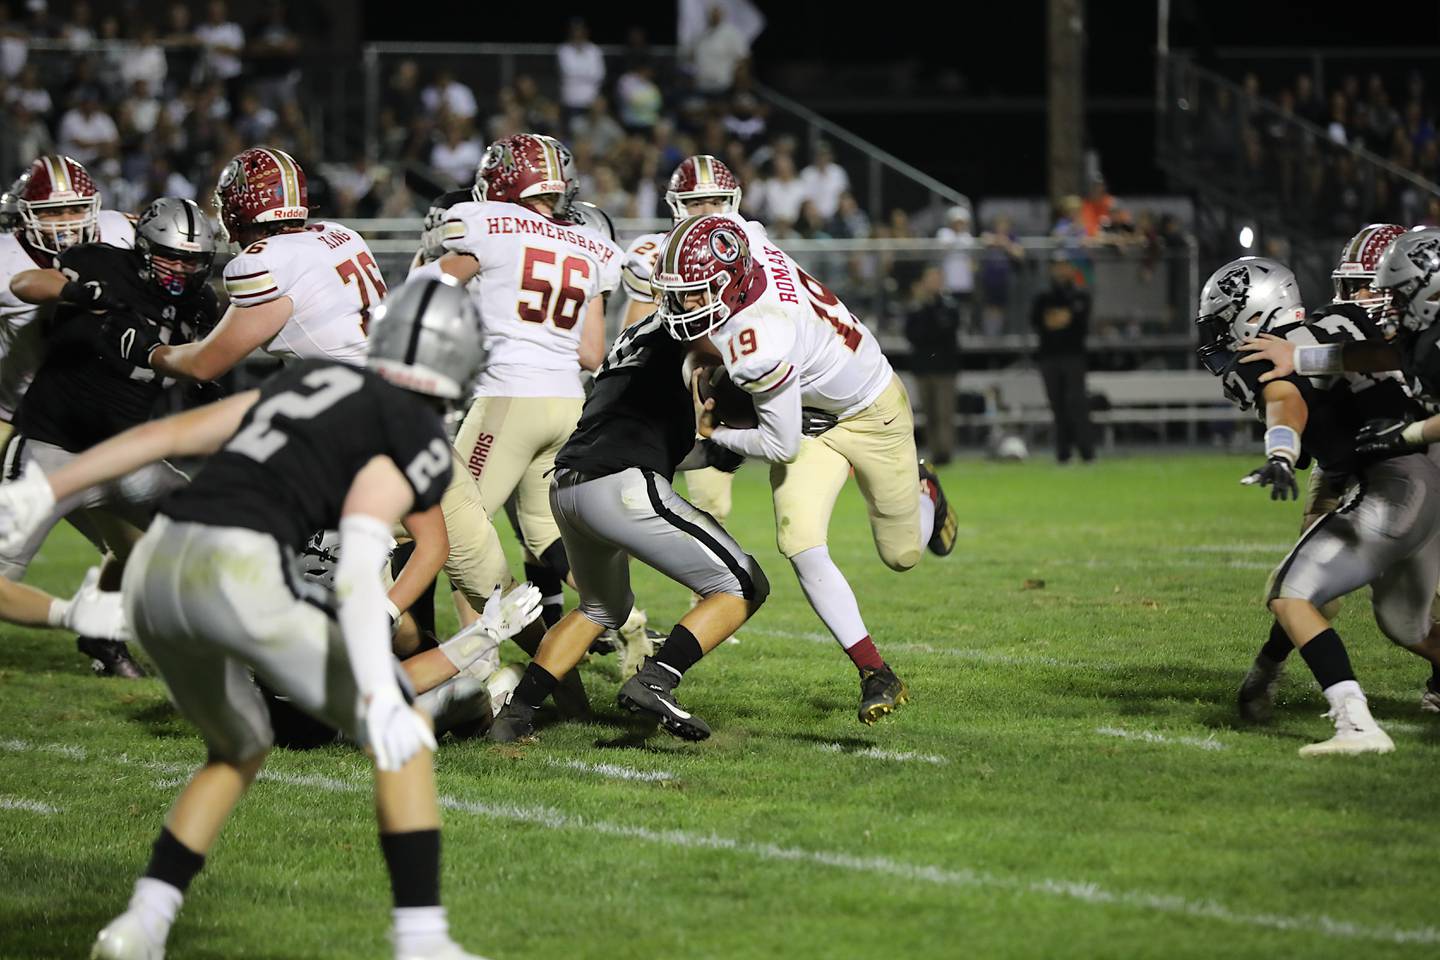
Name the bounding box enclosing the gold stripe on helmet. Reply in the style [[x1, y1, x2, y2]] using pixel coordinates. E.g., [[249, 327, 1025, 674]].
[[663, 216, 702, 276], [696, 155, 713, 187], [46, 156, 70, 194], [261, 148, 301, 210]]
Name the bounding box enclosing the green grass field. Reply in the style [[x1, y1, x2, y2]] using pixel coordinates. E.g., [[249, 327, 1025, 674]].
[[2, 454, 1438, 960]]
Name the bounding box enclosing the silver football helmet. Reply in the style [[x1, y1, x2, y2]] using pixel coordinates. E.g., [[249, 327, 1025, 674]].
[[136, 197, 217, 297], [1373, 228, 1440, 334], [1195, 256, 1306, 375], [567, 200, 615, 243], [367, 274, 484, 402], [0, 170, 31, 232]]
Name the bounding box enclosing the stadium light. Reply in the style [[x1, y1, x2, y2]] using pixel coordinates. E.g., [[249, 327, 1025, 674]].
[[1238, 225, 1255, 250]]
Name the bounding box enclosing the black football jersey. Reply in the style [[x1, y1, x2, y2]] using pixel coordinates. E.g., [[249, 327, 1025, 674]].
[[556, 313, 696, 481], [162, 361, 453, 551], [1223, 306, 1423, 474], [14, 243, 219, 451], [1398, 321, 1440, 408]]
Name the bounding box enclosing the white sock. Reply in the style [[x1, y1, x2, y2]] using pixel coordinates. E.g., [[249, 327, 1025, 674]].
[[917, 482, 936, 549], [1322, 679, 1364, 713], [392, 905, 450, 955], [128, 877, 182, 944], [790, 545, 868, 649]]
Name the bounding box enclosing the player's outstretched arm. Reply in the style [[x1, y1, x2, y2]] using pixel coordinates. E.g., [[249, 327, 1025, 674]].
[[1240, 380, 1308, 500], [578, 297, 606, 371], [1356, 412, 1440, 456], [388, 504, 448, 622], [0, 567, 128, 639], [11, 268, 120, 309], [148, 298, 293, 381], [1239, 333, 1403, 382]]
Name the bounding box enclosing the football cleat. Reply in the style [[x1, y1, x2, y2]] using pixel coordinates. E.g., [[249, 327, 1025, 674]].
[[78, 636, 146, 678], [616, 607, 655, 680], [858, 665, 909, 725], [91, 912, 164, 960], [918, 461, 958, 557], [1421, 677, 1440, 714], [394, 938, 494, 960], [1237, 658, 1284, 722], [1298, 696, 1395, 757], [618, 659, 711, 741], [486, 696, 537, 744]]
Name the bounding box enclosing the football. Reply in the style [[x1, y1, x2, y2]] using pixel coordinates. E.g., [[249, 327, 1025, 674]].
[[682, 350, 757, 428]]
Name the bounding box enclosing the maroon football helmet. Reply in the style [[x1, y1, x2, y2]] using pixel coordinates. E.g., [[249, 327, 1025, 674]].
[[653, 215, 755, 341], [17, 155, 100, 255], [472, 134, 576, 216], [665, 155, 742, 221], [1333, 223, 1407, 319], [215, 146, 309, 242]]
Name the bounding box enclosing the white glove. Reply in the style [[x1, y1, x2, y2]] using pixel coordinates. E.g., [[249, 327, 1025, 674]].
[[0, 460, 55, 554], [479, 582, 543, 641], [360, 687, 436, 772], [51, 567, 132, 641]]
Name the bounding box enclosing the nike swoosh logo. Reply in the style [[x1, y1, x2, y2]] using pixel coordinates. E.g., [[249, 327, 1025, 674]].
[[882, 416, 897, 425], [653, 697, 692, 720]]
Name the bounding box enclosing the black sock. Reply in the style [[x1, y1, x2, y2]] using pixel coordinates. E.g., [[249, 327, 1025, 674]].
[[378, 828, 440, 908], [1259, 620, 1293, 664], [514, 661, 558, 710], [526, 559, 565, 627], [1431, 662, 1440, 689], [144, 827, 205, 893], [1298, 628, 1356, 690], [655, 624, 704, 679]]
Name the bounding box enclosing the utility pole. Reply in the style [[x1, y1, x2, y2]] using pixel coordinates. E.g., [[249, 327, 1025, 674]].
[[1047, 0, 1085, 205]]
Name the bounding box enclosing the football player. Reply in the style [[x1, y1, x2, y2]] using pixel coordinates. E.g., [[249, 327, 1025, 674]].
[[0, 155, 136, 449], [106, 147, 516, 643], [412, 135, 626, 644], [651, 215, 959, 724], [0, 565, 129, 640], [1198, 256, 1440, 755], [487, 310, 765, 743], [623, 155, 747, 529], [1237, 223, 1409, 717], [0, 276, 494, 960], [7, 197, 217, 678]]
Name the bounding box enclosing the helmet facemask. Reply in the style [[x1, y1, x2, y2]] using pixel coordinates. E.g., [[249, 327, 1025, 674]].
[[20, 196, 99, 255], [667, 189, 742, 222], [143, 241, 214, 297], [656, 271, 733, 341]]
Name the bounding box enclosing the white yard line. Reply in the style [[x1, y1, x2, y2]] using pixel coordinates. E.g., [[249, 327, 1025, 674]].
[[545, 758, 675, 783], [740, 627, 1088, 669], [1181, 544, 1290, 554], [816, 742, 948, 765], [0, 795, 59, 814], [1095, 726, 1227, 752], [7, 741, 1440, 945]]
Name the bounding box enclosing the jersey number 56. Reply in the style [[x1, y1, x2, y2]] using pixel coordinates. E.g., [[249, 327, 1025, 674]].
[[518, 247, 591, 330]]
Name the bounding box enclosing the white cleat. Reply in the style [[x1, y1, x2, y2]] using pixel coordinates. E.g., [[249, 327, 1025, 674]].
[[395, 939, 494, 960], [616, 607, 654, 680], [91, 912, 164, 960], [1298, 696, 1395, 757], [1421, 681, 1440, 714]]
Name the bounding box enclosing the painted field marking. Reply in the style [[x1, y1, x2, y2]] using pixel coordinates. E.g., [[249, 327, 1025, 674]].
[[0, 795, 59, 814], [816, 742, 948, 765], [1095, 726, 1227, 752], [545, 758, 675, 783]]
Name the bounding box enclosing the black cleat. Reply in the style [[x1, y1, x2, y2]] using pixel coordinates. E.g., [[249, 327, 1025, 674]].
[[77, 637, 146, 679], [1237, 658, 1284, 723], [486, 697, 537, 744], [859, 665, 909, 725], [618, 659, 711, 741], [918, 461, 958, 557]]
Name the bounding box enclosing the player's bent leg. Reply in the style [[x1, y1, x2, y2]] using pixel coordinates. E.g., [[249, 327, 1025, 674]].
[[514, 397, 583, 573], [436, 448, 509, 611], [454, 396, 531, 519]]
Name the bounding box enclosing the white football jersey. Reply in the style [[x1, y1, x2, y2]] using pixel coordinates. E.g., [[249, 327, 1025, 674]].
[[436, 199, 622, 398], [0, 209, 136, 418], [222, 221, 379, 364], [710, 224, 892, 420], [621, 231, 666, 303]]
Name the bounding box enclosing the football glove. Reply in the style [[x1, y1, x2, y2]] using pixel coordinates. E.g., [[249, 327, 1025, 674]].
[[60, 278, 121, 311], [0, 460, 55, 553], [102, 313, 162, 369], [439, 583, 543, 677], [701, 438, 745, 473], [52, 567, 132, 641], [1240, 456, 1298, 500], [1355, 418, 1428, 456], [360, 687, 436, 772], [801, 407, 839, 437]]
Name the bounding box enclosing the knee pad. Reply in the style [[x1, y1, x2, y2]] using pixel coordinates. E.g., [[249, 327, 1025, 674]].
[[1374, 605, 1428, 651], [881, 545, 921, 573]]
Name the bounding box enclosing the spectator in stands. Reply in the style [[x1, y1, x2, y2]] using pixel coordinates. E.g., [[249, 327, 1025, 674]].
[[247, 2, 302, 107], [687, 4, 751, 99], [5, 103, 52, 172], [978, 215, 1023, 337], [759, 152, 806, 226], [422, 69, 477, 121], [1293, 73, 1323, 126], [828, 191, 870, 239], [162, 2, 201, 85], [905, 264, 962, 466], [513, 74, 557, 133], [234, 90, 278, 143], [1031, 253, 1095, 465], [430, 116, 482, 188], [486, 88, 524, 143], [616, 59, 662, 134], [58, 87, 117, 164], [1326, 91, 1348, 146], [1051, 195, 1092, 286], [60, 0, 94, 47], [1079, 179, 1114, 236], [723, 92, 766, 148], [570, 95, 623, 156], [8, 62, 50, 117], [937, 204, 975, 329], [118, 79, 162, 139], [589, 163, 633, 218], [0, 3, 27, 80], [800, 141, 849, 220], [557, 18, 604, 128], [195, 0, 243, 92], [796, 200, 831, 240], [149, 153, 196, 201], [119, 23, 167, 94]]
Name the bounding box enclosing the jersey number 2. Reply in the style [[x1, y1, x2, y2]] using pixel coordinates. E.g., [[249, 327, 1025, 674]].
[[518, 248, 590, 330], [229, 366, 366, 463], [336, 252, 387, 334]]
